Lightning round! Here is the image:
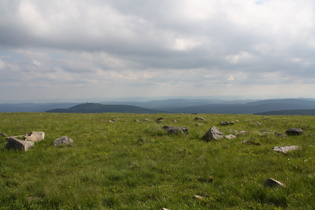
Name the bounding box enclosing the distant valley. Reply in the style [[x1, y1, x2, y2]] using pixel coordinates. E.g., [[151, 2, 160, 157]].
[[2, 98, 315, 115]]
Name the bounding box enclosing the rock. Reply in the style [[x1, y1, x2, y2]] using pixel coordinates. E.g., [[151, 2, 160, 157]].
[[274, 132, 286, 137], [202, 126, 223, 141], [195, 123, 203, 126], [273, 145, 299, 154], [24, 131, 45, 142], [238, 131, 248, 135], [225, 134, 236, 140], [134, 119, 140, 122], [156, 117, 164, 123], [220, 121, 234, 126], [253, 121, 262, 126], [193, 195, 206, 200], [162, 126, 188, 134], [143, 119, 150, 121], [6, 137, 34, 151], [264, 178, 285, 187], [53, 136, 73, 146], [0, 133, 8, 137], [194, 117, 205, 121], [286, 128, 303, 136]]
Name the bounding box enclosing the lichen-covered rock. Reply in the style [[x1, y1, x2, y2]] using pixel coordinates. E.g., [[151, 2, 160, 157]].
[[286, 128, 303, 136], [162, 125, 188, 134], [6, 137, 34, 151], [53, 136, 73, 146], [24, 131, 45, 142], [225, 134, 236, 140], [202, 126, 223, 141], [273, 145, 299, 154]]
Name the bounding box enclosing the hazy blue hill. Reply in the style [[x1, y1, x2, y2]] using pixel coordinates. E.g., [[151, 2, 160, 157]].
[[255, 109, 315, 115], [165, 98, 315, 114], [0, 103, 78, 112], [46, 103, 162, 113]]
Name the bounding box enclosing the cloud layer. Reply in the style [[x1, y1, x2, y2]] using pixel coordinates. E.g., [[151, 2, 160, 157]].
[[1, 0, 315, 102]]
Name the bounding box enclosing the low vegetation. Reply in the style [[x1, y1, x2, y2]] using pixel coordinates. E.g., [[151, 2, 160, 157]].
[[0, 112, 314, 209]]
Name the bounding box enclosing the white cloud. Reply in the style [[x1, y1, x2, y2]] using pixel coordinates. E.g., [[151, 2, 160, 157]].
[[1, 0, 315, 101]]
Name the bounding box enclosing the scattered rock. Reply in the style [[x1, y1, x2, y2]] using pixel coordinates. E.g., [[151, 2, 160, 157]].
[[286, 128, 303, 136], [134, 119, 140, 122], [162, 126, 188, 134], [6, 137, 34, 151], [253, 121, 262, 126], [143, 119, 150, 121], [172, 119, 177, 122], [194, 117, 206, 121], [202, 126, 223, 141], [273, 145, 299, 154], [108, 120, 115, 123], [53, 136, 74, 146], [195, 123, 203, 126], [24, 131, 45, 142], [264, 178, 285, 188], [225, 134, 236, 140], [193, 195, 206, 200], [156, 117, 164, 123], [160, 208, 170, 210], [238, 131, 248, 135], [220, 121, 234, 126], [0, 133, 8, 137], [274, 132, 286, 137]]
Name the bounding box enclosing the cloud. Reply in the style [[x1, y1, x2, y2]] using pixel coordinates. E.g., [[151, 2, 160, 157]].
[[1, 0, 315, 102]]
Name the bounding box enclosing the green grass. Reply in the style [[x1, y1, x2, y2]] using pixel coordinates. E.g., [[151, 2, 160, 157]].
[[0, 113, 315, 209]]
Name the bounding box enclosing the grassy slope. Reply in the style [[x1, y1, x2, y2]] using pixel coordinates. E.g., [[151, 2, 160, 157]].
[[0, 113, 314, 209]]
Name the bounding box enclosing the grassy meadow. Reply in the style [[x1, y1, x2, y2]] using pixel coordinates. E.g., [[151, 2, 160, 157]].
[[0, 112, 315, 209]]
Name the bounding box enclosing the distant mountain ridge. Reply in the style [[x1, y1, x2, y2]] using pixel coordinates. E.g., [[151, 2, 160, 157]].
[[46, 103, 162, 113], [2, 98, 315, 114]]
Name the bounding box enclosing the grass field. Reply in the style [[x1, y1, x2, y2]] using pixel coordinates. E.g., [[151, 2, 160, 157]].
[[0, 112, 314, 209]]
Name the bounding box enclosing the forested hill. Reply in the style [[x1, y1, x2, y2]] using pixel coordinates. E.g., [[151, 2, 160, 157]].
[[46, 103, 162, 113]]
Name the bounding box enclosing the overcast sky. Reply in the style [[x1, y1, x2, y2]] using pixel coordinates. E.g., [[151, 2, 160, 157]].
[[1, 0, 315, 102]]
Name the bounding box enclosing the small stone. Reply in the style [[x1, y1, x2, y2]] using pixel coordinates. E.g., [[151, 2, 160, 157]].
[[193, 195, 206, 200], [220, 121, 234, 126], [162, 125, 188, 134], [264, 178, 285, 187], [273, 145, 299, 154], [225, 134, 236, 140], [194, 117, 206, 121], [53, 136, 74, 146]]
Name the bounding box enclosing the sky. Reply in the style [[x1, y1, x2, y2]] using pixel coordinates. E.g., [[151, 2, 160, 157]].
[[1, 0, 315, 103]]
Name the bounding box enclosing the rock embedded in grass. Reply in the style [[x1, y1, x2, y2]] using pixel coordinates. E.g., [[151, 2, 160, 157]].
[[225, 134, 236, 140], [24, 131, 45, 142], [273, 145, 299, 154], [162, 125, 188, 134], [220, 121, 234, 125], [264, 178, 285, 187], [6, 137, 34, 151], [285, 128, 303, 136], [53, 136, 74, 146], [202, 126, 223, 141]]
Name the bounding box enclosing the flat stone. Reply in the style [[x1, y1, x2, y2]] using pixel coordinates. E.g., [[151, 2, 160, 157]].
[[225, 134, 236, 140], [264, 178, 285, 187], [286, 128, 303, 136], [273, 145, 299, 154], [6, 137, 34, 151], [24, 131, 45, 142]]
